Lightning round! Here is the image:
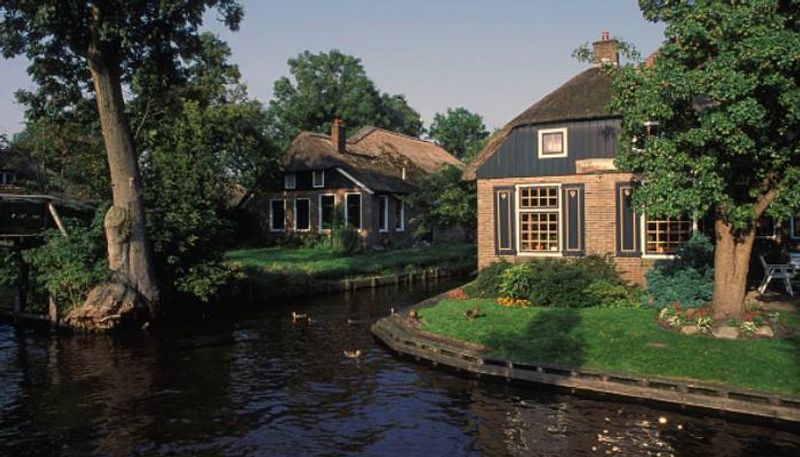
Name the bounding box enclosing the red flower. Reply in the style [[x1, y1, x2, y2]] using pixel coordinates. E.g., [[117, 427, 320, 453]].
[[743, 311, 756, 322]]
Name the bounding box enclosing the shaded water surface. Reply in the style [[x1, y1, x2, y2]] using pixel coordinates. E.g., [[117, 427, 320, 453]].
[[1, 280, 799, 456]]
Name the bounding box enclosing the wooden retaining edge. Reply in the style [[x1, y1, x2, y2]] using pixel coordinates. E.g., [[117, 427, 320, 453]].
[[371, 316, 800, 423]]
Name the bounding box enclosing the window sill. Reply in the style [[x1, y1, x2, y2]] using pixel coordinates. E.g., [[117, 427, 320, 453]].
[[395, 229, 405, 232], [269, 229, 285, 233], [379, 229, 389, 233], [642, 254, 676, 260], [517, 251, 563, 257]]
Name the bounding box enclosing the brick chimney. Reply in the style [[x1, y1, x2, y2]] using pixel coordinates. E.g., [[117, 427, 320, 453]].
[[592, 30, 619, 67], [331, 118, 346, 153]]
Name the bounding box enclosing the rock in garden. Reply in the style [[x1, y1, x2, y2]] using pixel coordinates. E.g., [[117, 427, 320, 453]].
[[680, 325, 699, 335], [711, 326, 739, 340], [63, 281, 147, 331], [755, 325, 774, 338]]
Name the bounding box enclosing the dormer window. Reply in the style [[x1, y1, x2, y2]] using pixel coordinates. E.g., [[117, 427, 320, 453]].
[[285, 173, 296, 190], [538, 127, 568, 159], [312, 170, 324, 188]]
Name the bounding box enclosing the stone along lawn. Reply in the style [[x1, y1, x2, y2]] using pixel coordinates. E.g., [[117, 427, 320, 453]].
[[226, 242, 476, 287], [418, 299, 800, 396]]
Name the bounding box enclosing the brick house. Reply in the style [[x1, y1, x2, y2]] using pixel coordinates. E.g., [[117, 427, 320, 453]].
[[467, 33, 800, 285], [244, 119, 463, 247]]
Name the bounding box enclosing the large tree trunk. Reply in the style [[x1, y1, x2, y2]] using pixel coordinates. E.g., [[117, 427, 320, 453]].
[[86, 13, 160, 316], [712, 217, 756, 321]]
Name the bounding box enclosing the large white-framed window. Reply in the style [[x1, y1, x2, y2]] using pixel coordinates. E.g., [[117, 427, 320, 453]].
[[269, 199, 286, 232], [516, 184, 561, 255], [378, 196, 389, 232], [294, 198, 311, 231], [641, 214, 693, 258], [318, 194, 335, 231], [285, 173, 296, 190], [395, 198, 405, 232], [345, 193, 362, 230], [313, 170, 325, 188], [0, 171, 15, 186], [537, 127, 568, 159]]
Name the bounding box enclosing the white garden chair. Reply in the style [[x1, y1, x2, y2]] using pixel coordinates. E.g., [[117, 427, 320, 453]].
[[758, 254, 794, 297]]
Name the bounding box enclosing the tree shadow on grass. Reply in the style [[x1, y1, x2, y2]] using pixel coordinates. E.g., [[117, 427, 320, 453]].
[[483, 308, 587, 367]]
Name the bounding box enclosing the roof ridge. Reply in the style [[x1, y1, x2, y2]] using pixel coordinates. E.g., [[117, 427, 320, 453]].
[[350, 126, 442, 148]]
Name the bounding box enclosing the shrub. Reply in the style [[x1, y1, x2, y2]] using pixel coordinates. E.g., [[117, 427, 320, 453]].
[[498, 264, 535, 299], [463, 261, 511, 298], [527, 260, 594, 308], [585, 279, 642, 308], [331, 205, 361, 254], [645, 233, 714, 309]]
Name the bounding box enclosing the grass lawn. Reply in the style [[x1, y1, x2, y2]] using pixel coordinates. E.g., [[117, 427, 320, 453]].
[[226, 242, 476, 286], [419, 298, 800, 396]]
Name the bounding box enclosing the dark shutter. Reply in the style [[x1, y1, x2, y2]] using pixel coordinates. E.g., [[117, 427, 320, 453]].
[[562, 184, 585, 256], [615, 183, 641, 257], [494, 187, 515, 255]]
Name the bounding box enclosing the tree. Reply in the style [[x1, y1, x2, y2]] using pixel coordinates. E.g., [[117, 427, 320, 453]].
[[0, 1, 244, 316], [408, 164, 476, 241], [610, 1, 800, 320], [267, 50, 423, 147], [429, 107, 489, 162]]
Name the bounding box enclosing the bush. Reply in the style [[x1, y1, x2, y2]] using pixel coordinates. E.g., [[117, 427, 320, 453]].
[[498, 264, 535, 299], [585, 279, 642, 308], [526, 259, 594, 308], [463, 261, 511, 298], [645, 233, 714, 309]]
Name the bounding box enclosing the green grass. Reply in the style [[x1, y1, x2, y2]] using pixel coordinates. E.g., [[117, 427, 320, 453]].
[[226, 242, 476, 287], [419, 299, 800, 396]]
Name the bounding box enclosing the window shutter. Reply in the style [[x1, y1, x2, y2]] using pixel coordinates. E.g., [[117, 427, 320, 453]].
[[562, 184, 585, 256], [494, 187, 515, 255], [615, 183, 641, 257]]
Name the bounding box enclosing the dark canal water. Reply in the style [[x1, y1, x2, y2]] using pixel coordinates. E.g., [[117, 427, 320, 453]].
[[1, 279, 800, 456]]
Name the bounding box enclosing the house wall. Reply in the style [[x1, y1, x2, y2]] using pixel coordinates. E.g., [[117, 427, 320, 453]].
[[477, 118, 620, 179], [477, 172, 657, 285]]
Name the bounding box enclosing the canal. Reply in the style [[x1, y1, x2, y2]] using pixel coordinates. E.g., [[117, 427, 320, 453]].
[[1, 279, 799, 456]]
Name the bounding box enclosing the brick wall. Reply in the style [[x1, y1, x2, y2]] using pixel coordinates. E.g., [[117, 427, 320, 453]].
[[477, 172, 655, 284]]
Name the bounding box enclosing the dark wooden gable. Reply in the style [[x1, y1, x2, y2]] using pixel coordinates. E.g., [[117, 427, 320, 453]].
[[476, 118, 619, 179]]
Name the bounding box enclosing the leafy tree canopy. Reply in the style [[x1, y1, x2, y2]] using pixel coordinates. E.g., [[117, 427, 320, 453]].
[[429, 107, 489, 162], [610, 0, 800, 229], [409, 164, 476, 240], [267, 50, 424, 147]]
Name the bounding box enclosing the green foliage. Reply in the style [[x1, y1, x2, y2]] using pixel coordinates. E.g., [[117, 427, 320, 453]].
[[609, 1, 800, 232], [267, 49, 424, 148], [428, 107, 489, 161], [645, 234, 715, 309], [22, 211, 108, 310], [585, 280, 642, 309], [498, 264, 535, 299], [408, 164, 476, 239], [330, 205, 361, 255], [0, 249, 21, 290], [463, 261, 512, 298]]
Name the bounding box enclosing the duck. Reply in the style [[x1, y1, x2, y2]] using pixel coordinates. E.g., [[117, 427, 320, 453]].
[[292, 311, 310, 324], [390, 307, 397, 316], [343, 349, 362, 358], [465, 306, 482, 321]]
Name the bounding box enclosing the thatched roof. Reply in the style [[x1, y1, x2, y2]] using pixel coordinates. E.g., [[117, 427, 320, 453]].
[[465, 67, 616, 180], [284, 127, 462, 193]]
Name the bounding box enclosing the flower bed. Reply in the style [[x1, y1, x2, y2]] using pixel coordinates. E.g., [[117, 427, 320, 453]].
[[657, 302, 790, 339]]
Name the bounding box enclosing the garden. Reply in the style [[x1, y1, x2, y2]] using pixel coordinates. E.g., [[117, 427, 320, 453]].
[[416, 235, 800, 396]]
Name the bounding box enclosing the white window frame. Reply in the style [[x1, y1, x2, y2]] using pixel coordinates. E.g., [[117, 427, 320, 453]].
[[344, 192, 362, 230], [537, 127, 568, 159], [378, 195, 389, 232], [294, 197, 311, 232], [395, 198, 405, 232], [318, 193, 336, 232], [515, 183, 562, 257], [285, 172, 296, 190], [755, 215, 778, 240], [791, 216, 800, 240], [640, 214, 695, 259], [0, 171, 15, 186], [269, 199, 286, 232], [313, 170, 325, 188]]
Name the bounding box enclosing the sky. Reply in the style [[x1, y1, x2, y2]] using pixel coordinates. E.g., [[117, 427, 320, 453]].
[[0, 0, 665, 136]]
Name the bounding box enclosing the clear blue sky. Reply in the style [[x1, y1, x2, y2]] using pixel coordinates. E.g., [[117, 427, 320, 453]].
[[0, 0, 664, 136]]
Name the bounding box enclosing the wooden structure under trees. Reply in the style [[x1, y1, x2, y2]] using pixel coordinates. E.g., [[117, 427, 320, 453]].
[[0, 193, 94, 325]]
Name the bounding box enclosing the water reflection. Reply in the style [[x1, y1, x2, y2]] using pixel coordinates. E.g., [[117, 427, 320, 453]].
[[1, 279, 799, 456]]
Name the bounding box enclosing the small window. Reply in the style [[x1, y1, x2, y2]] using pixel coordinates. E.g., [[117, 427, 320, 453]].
[[319, 194, 335, 231], [345, 193, 362, 229], [378, 196, 389, 232], [0, 171, 15, 186], [644, 216, 692, 255], [518, 185, 560, 253], [756, 215, 776, 238], [270, 199, 285, 232], [538, 128, 568, 158], [395, 198, 405, 232], [285, 173, 296, 190], [791, 216, 800, 240], [313, 170, 325, 188], [294, 198, 310, 231]]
